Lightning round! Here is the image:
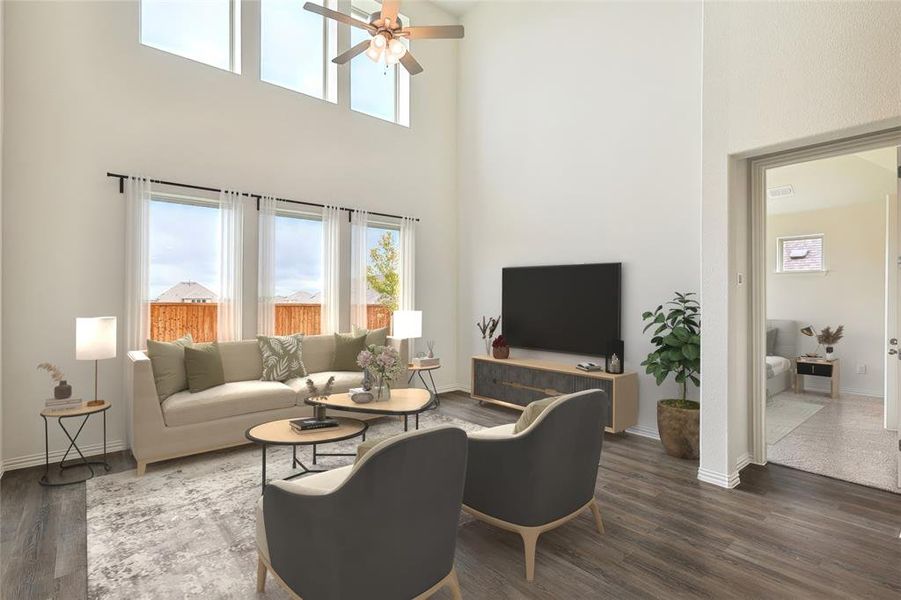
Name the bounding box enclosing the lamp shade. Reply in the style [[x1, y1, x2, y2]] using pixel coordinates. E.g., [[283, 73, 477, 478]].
[[393, 310, 422, 340], [76, 316, 117, 360]]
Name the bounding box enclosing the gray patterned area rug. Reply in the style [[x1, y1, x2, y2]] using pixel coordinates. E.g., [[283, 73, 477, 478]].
[[87, 412, 483, 599]]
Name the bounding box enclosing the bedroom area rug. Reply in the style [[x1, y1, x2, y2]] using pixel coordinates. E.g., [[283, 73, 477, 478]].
[[86, 413, 482, 599], [765, 391, 829, 445]]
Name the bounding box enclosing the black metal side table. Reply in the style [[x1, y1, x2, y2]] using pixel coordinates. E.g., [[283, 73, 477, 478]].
[[39, 400, 111, 487]]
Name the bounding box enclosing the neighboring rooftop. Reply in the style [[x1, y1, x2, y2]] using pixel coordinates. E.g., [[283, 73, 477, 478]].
[[154, 281, 217, 303]]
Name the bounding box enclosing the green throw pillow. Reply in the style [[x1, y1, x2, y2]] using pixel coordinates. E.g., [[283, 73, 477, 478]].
[[333, 333, 367, 371], [146, 334, 193, 402], [513, 396, 559, 434], [184, 342, 226, 393], [352, 325, 389, 348], [258, 334, 306, 382]]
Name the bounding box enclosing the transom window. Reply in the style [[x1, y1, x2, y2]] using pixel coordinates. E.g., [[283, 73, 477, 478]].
[[776, 234, 825, 273], [351, 1, 410, 126], [140, 0, 241, 73], [261, 0, 337, 102]]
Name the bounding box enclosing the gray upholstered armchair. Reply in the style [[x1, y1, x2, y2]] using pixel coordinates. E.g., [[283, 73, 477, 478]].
[[463, 390, 607, 581], [256, 426, 467, 599]]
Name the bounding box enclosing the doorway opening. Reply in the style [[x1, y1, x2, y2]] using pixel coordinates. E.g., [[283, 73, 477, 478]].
[[751, 137, 900, 494]]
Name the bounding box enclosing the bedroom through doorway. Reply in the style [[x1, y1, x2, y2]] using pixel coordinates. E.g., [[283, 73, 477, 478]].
[[763, 145, 900, 493]]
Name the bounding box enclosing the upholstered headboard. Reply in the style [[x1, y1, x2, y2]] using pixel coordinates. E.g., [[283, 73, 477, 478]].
[[766, 319, 799, 359]]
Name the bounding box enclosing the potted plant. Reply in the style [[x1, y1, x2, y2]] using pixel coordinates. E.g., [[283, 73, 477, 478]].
[[817, 325, 844, 360], [492, 335, 510, 359], [37, 362, 71, 400], [476, 315, 501, 356], [641, 292, 700, 459]]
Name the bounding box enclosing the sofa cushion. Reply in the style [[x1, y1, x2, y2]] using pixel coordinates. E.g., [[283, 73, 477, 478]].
[[146, 334, 193, 402], [468, 423, 516, 440], [220, 340, 264, 382], [285, 371, 364, 401], [258, 334, 307, 382], [184, 343, 226, 393], [353, 325, 389, 348], [162, 381, 297, 427], [299, 334, 335, 375], [333, 333, 367, 371], [513, 396, 558, 434]]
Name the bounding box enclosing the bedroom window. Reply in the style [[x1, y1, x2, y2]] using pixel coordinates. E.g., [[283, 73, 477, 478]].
[[261, 0, 337, 102], [140, 0, 241, 73], [776, 234, 825, 273]]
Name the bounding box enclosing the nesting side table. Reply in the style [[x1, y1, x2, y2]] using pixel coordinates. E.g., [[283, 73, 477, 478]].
[[39, 400, 111, 487]]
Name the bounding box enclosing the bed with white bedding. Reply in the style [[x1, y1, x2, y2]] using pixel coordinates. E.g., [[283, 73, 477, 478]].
[[766, 320, 798, 397]]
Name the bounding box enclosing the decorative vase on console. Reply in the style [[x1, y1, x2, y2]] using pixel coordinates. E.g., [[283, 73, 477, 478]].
[[477, 315, 501, 356], [492, 335, 510, 359]]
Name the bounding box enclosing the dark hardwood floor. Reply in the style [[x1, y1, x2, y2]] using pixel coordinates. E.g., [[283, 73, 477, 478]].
[[2, 392, 900, 599]]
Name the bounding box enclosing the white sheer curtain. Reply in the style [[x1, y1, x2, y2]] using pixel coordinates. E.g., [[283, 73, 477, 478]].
[[218, 190, 245, 341], [399, 217, 416, 311], [321, 205, 342, 334], [257, 196, 277, 336], [124, 177, 152, 351], [350, 210, 370, 330]]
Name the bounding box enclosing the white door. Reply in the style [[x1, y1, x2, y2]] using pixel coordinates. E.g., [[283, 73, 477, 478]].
[[893, 147, 901, 487]]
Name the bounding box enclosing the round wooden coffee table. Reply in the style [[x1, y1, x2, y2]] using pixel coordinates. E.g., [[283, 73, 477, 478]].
[[245, 417, 367, 492], [305, 388, 433, 432]]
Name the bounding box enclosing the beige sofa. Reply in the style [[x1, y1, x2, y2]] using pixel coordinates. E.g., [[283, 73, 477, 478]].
[[128, 334, 409, 476]]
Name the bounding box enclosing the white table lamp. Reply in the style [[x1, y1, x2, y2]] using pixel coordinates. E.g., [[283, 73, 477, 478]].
[[76, 316, 117, 406], [393, 310, 422, 362]]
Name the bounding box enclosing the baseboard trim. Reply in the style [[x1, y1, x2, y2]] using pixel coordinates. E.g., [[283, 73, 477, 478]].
[[437, 384, 465, 394], [3, 440, 128, 472], [626, 424, 660, 440], [736, 452, 752, 471], [697, 466, 741, 489]]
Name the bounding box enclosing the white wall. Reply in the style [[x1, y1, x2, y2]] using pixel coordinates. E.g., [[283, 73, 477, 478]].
[[1, 0, 459, 469], [767, 201, 886, 396], [456, 1, 702, 437], [701, 1, 901, 487]]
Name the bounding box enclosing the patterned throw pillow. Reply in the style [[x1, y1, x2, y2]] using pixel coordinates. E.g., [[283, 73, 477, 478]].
[[258, 334, 306, 382]]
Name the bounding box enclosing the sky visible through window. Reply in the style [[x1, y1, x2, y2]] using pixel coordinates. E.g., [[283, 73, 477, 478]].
[[261, 0, 324, 98], [351, 14, 397, 122], [149, 200, 221, 299], [274, 215, 323, 298], [141, 0, 232, 71]]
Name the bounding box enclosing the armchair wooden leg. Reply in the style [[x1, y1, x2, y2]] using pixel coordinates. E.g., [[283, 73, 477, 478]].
[[136, 461, 146, 477], [256, 556, 267, 593], [446, 568, 462, 600], [520, 529, 539, 582], [589, 500, 605, 535]]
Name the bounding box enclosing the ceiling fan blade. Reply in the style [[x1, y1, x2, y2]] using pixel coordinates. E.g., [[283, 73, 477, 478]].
[[333, 40, 371, 65], [380, 0, 400, 26], [399, 51, 424, 75], [303, 2, 376, 33], [400, 25, 464, 40]]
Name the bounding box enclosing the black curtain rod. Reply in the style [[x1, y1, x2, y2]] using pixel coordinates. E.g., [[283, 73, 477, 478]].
[[106, 172, 420, 222]]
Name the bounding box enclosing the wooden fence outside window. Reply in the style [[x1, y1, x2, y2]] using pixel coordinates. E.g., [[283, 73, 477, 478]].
[[150, 302, 392, 342]]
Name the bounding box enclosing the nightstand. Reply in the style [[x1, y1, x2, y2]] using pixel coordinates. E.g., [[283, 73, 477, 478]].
[[794, 357, 840, 399]]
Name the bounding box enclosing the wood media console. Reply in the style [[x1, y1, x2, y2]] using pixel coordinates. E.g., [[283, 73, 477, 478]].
[[471, 356, 638, 433]]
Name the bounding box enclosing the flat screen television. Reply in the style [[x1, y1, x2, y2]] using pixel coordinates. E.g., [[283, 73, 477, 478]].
[[502, 263, 621, 356]]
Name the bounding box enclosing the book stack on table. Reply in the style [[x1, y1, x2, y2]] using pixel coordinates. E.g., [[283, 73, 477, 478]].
[[45, 397, 83, 411], [290, 417, 339, 432], [412, 357, 440, 368]]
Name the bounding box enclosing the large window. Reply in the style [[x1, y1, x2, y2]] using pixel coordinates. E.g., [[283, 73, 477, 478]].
[[149, 197, 221, 342], [366, 224, 400, 329], [351, 1, 410, 126], [776, 234, 826, 273], [274, 213, 324, 335], [261, 0, 337, 101], [140, 0, 240, 73]]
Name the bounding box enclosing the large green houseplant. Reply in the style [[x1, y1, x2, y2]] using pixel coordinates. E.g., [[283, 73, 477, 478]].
[[641, 292, 700, 459]]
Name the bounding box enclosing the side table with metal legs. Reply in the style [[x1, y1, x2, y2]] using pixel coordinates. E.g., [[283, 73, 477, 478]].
[[407, 365, 441, 409], [39, 401, 111, 487]]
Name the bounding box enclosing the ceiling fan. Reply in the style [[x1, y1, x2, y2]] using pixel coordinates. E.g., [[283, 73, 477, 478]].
[[303, 0, 464, 75]]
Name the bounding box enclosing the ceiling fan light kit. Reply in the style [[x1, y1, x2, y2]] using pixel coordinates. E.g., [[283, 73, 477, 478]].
[[303, 0, 464, 75]]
